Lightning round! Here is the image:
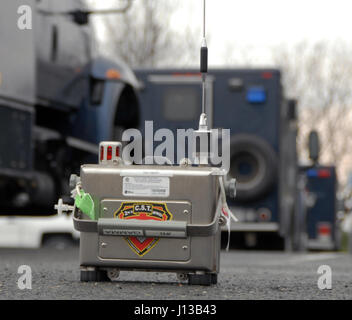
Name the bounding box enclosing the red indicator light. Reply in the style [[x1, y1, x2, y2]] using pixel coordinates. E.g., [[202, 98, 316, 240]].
[[107, 146, 112, 160], [258, 208, 271, 221], [261, 72, 273, 79], [260, 212, 268, 221], [318, 223, 331, 236], [318, 169, 331, 178], [100, 146, 104, 161], [116, 147, 120, 157]]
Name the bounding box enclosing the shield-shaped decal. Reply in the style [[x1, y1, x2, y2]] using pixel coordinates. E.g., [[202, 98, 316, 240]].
[[114, 202, 173, 256]]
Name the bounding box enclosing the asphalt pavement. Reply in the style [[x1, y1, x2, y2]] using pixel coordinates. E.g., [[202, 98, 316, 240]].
[[0, 246, 351, 300]]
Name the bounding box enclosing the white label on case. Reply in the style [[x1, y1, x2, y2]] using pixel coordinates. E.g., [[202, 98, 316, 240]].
[[122, 176, 170, 197]]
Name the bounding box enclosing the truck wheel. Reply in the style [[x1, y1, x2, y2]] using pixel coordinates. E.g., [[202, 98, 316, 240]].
[[333, 225, 342, 251], [80, 269, 109, 282], [229, 134, 277, 202], [292, 184, 308, 252], [188, 273, 213, 286], [284, 234, 293, 252], [211, 273, 218, 285]]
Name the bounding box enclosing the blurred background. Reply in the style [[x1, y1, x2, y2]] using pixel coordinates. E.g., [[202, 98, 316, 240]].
[[1, 0, 352, 252], [90, 0, 352, 187]]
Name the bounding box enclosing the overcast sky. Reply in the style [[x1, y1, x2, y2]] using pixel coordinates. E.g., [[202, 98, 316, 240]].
[[90, 0, 352, 66], [170, 0, 352, 65]]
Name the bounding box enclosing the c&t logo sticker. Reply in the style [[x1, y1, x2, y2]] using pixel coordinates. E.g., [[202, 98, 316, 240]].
[[114, 202, 173, 256]]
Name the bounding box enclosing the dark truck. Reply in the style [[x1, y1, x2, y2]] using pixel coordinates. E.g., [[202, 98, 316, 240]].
[[0, 0, 139, 215], [302, 165, 340, 250], [134, 68, 303, 250], [297, 131, 341, 251]]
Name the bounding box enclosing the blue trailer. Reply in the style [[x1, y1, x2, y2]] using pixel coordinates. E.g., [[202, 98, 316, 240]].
[[134, 68, 302, 250]]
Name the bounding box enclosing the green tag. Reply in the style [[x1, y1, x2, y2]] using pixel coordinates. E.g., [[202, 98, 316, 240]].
[[75, 189, 95, 220]]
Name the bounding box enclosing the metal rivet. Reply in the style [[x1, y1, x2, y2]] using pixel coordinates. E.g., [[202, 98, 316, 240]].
[[182, 245, 188, 250], [183, 210, 189, 214], [103, 207, 108, 212], [101, 242, 107, 248]]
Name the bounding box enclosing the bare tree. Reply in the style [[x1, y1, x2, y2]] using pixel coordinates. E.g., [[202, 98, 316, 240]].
[[272, 40, 352, 184], [94, 0, 199, 68]]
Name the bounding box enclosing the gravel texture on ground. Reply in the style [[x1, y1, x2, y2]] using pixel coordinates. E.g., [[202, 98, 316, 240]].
[[0, 247, 351, 300]]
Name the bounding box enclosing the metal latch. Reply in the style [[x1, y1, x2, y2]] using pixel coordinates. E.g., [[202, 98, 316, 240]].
[[98, 219, 187, 238]]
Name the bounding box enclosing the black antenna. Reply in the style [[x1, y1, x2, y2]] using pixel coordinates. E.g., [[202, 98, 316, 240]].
[[194, 0, 211, 166], [199, 0, 209, 131]]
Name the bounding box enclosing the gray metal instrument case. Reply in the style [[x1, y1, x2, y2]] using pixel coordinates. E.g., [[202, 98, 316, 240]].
[[52, 0, 234, 286], [72, 161, 224, 285]]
